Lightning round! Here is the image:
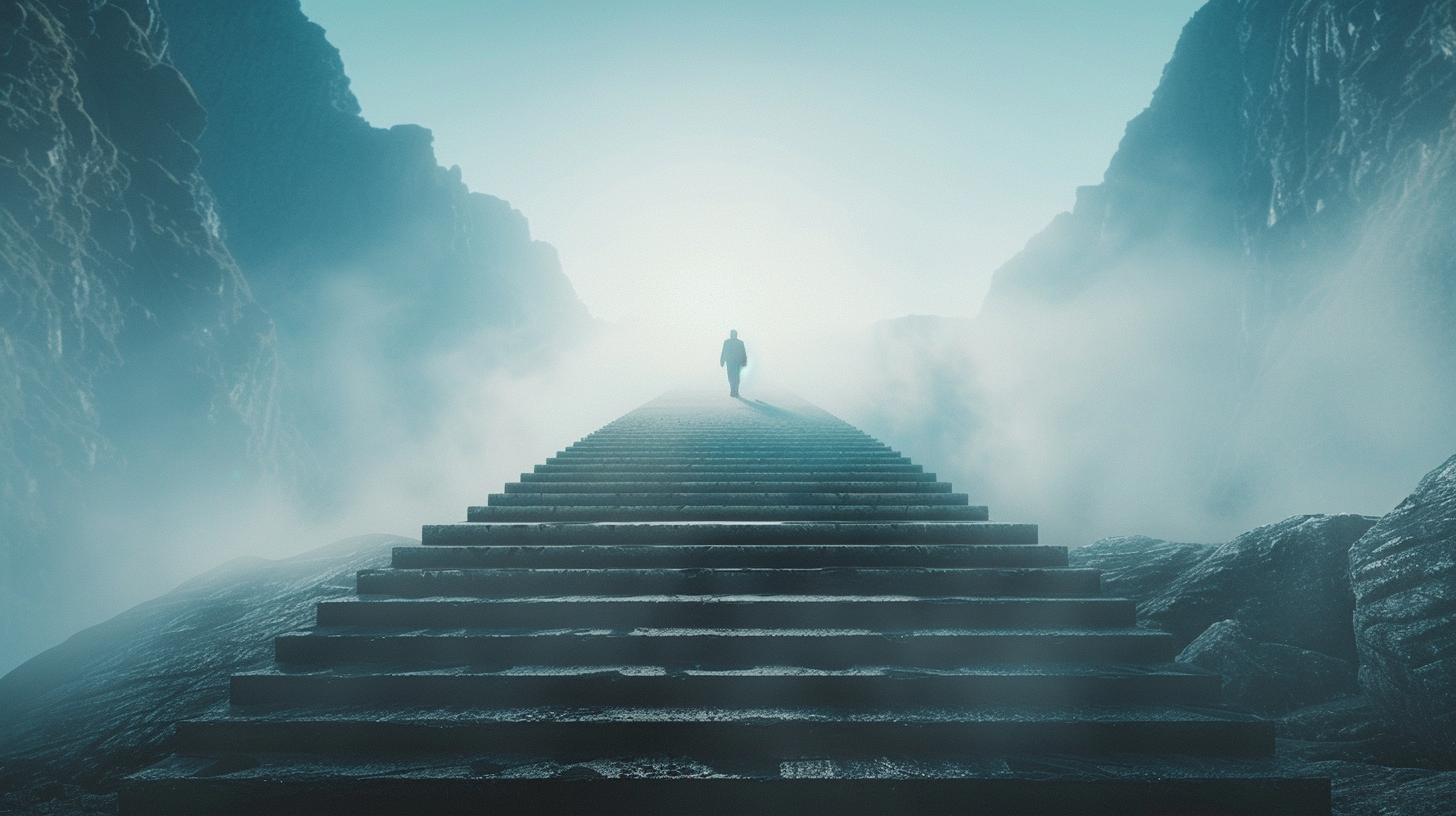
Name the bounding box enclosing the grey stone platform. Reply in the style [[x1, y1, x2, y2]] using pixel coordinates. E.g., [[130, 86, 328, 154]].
[[122, 391, 1328, 814]]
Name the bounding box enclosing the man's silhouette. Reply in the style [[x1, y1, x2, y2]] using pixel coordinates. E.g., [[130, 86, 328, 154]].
[[720, 330, 748, 397]]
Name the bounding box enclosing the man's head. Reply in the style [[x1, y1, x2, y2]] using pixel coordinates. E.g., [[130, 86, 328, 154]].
[[730, 330, 738, 339]]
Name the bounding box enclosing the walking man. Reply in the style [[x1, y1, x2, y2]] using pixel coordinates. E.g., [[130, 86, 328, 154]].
[[720, 330, 747, 397]]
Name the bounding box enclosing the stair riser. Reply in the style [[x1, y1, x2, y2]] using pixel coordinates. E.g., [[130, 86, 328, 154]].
[[119, 776, 1325, 816], [232, 673, 1218, 708], [534, 464, 925, 473], [170, 718, 1276, 760], [391, 544, 1069, 570], [316, 599, 1130, 630], [487, 494, 971, 507], [356, 569, 1100, 598], [421, 523, 1039, 548], [518, 472, 940, 483], [548, 456, 910, 465], [467, 507, 990, 522], [502, 482, 954, 493], [274, 634, 1179, 668]]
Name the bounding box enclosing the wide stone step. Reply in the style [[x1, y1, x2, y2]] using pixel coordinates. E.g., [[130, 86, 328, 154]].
[[315, 596, 1133, 630], [533, 463, 925, 473], [390, 543, 1068, 570], [466, 506, 987, 522], [518, 471, 941, 483], [502, 481, 954, 493], [547, 454, 908, 469], [273, 629, 1180, 668], [564, 444, 895, 453], [231, 665, 1216, 707], [166, 704, 1277, 759], [356, 567, 1098, 598], [122, 765, 1326, 816], [485, 493, 971, 507], [421, 522, 1039, 548]]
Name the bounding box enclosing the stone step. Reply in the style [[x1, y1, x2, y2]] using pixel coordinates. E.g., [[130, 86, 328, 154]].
[[562, 445, 891, 451], [315, 596, 1132, 630], [421, 522, 1039, 548], [391, 543, 1068, 570], [273, 629, 1180, 668], [356, 567, 1098, 598], [502, 481, 954, 493], [518, 471, 941, 483], [166, 705, 1277, 759], [466, 506, 988, 522], [533, 463, 926, 473], [485, 493, 971, 507], [549, 454, 910, 464], [231, 665, 1216, 707], [121, 763, 1327, 816]]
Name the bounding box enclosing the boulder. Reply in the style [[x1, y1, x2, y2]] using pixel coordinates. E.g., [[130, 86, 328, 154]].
[[1350, 453, 1456, 768], [1176, 619, 1357, 716], [1073, 514, 1376, 659]]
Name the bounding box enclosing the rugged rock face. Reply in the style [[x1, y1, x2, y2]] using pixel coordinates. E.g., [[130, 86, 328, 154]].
[[0, 534, 402, 814], [155, 0, 593, 504], [937, 0, 1456, 543], [1349, 453, 1456, 767], [1072, 514, 1376, 659], [1177, 618, 1358, 716], [0, 0, 282, 673]]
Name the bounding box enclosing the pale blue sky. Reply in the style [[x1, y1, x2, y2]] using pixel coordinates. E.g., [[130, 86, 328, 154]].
[[298, 0, 1205, 327]]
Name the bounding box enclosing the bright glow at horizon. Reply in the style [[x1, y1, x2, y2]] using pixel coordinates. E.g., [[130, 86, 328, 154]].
[[298, 0, 1203, 327]]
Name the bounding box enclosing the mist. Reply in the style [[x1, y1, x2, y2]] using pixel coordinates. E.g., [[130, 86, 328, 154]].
[[7, 0, 1456, 684]]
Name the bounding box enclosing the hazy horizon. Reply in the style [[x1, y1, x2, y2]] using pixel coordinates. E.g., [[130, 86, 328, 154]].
[[298, 0, 1204, 330]]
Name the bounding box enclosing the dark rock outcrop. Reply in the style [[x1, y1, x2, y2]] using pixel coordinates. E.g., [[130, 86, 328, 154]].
[[1350, 453, 1456, 768], [946, 0, 1456, 542], [1177, 619, 1357, 716], [0, 0, 283, 672], [0, 533, 402, 814], [1072, 514, 1376, 659], [155, 0, 593, 504]]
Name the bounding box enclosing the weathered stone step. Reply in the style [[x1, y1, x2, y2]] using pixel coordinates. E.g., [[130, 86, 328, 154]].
[[231, 665, 1216, 707], [485, 493, 971, 507], [466, 506, 987, 522], [502, 481, 954, 493], [273, 629, 1180, 668], [534, 463, 925, 473], [421, 522, 1038, 548], [391, 543, 1067, 570], [356, 567, 1097, 598], [122, 764, 1326, 816], [564, 443, 895, 453], [550, 454, 910, 465], [518, 471, 941, 483], [166, 705, 1277, 759], [315, 596, 1131, 630]]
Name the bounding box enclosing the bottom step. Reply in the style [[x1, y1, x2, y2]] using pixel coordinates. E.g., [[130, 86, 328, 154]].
[[122, 755, 1330, 815]]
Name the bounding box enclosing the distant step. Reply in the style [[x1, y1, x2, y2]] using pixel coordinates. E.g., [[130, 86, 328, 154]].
[[355, 566, 1100, 598], [233, 665, 1215, 708], [466, 506, 987, 522], [274, 628, 1179, 668], [501, 481, 954, 493], [315, 596, 1133, 630], [390, 543, 1068, 570], [486, 493, 970, 507], [421, 522, 1039, 548], [517, 471, 940, 483], [167, 704, 1277, 759]]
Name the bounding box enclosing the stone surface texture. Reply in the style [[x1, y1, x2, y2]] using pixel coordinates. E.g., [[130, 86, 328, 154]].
[[1349, 453, 1456, 767], [1177, 619, 1358, 716]]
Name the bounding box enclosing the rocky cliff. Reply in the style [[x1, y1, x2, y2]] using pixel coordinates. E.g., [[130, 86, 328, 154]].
[[912, 0, 1456, 543], [156, 0, 593, 506], [0, 0, 283, 675]]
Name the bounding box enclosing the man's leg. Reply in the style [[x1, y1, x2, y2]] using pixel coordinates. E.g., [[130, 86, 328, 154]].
[[727, 366, 740, 397]]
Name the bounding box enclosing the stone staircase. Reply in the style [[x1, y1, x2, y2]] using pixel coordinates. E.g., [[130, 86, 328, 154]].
[[122, 392, 1329, 814]]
